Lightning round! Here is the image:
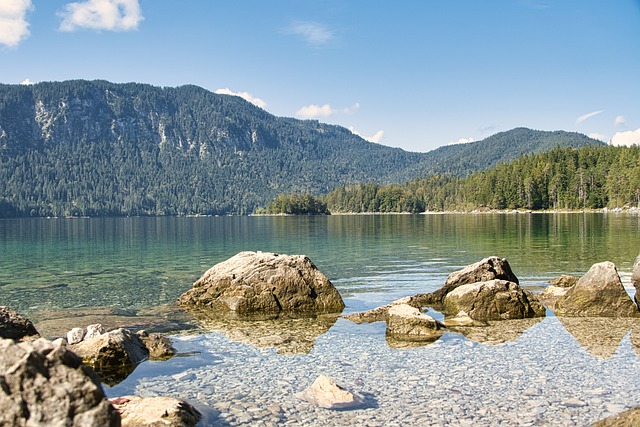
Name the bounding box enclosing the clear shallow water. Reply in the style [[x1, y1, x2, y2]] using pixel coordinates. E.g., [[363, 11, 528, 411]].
[[2, 213, 640, 425]]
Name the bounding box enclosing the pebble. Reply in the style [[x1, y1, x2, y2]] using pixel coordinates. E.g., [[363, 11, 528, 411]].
[[106, 318, 640, 426]]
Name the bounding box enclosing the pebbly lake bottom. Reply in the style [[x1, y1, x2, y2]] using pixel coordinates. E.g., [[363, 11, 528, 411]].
[[105, 305, 640, 426]]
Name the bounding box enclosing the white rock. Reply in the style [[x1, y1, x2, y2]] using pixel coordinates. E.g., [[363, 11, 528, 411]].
[[66, 327, 84, 345], [85, 323, 105, 339], [296, 375, 363, 410]]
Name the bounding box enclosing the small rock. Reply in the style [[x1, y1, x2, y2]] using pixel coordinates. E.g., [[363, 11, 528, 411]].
[[0, 306, 40, 341], [110, 395, 201, 427], [296, 375, 364, 410], [85, 323, 105, 339], [67, 327, 85, 345]]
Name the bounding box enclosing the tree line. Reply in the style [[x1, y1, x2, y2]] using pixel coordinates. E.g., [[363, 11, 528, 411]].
[[272, 145, 639, 214]]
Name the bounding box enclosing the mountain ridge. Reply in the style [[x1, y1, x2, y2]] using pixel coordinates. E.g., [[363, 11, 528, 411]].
[[0, 80, 603, 217]]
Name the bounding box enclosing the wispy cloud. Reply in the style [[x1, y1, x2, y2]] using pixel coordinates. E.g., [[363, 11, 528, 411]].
[[614, 115, 626, 128], [295, 102, 359, 119], [610, 128, 640, 147], [58, 0, 143, 32], [20, 78, 34, 85], [0, 0, 33, 48], [282, 21, 334, 46], [349, 127, 384, 143], [575, 110, 604, 124], [215, 88, 266, 109]]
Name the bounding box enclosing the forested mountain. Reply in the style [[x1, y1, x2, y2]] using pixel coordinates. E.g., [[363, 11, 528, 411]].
[[324, 145, 640, 213], [0, 80, 603, 217]]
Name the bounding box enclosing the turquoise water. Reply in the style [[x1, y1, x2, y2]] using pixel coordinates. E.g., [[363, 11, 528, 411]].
[[1, 213, 639, 318], [4, 213, 640, 425]]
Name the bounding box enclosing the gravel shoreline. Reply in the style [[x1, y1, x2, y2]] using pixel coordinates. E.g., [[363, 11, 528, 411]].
[[107, 315, 640, 426]]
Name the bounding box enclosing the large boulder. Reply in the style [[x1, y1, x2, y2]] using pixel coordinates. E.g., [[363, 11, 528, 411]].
[[70, 328, 149, 385], [413, 256, 519, 307], [554, 261, 640, 317], [110, 395, 201, 427], [0, 306, 39, 341], [0, 338, 119, 426], [386, 303, 445, 342], [178, 251, 345, 316], [443, 279, 546, 321]]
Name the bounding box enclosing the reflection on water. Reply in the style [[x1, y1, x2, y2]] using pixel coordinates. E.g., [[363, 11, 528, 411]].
[[558, 317, 640, 359], [447, 317, 544, 345], [186, 309, 339, 354]]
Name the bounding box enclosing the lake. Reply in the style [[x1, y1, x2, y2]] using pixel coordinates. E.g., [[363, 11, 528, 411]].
[[2, 213, 640, 426]]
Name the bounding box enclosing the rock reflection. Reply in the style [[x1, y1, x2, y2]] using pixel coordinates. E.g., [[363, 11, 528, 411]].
[[447, 317, 543, 345], [557, 317, 640, 359], [385, 333, 443, 350], [186, 309, 339, 355]]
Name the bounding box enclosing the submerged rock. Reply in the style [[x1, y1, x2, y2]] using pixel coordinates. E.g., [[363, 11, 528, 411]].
[[443, 279, 545, 321], [342, 296, 421, 324], [70, 327, 149, 386], [110, 395, 201, 427], [178, 251, 345, 316], [0, 306, 39, 341], [0, 338, 119, 426], [555, 261, 640, 317], [296, 375, 364, 410], [385, 303, 445, 342]]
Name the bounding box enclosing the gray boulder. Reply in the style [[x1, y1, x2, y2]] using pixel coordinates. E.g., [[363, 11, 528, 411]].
[[555, 261, 640, 317], [70, 328, 149, 385], [0, 306, 39, 341], [178, 251, 345, 316], [443, 279, 546, 321], [386, 303, 445, 342], [110, 395, 201, 427], [0, 338, 119, 426], [413, 256, 519, 306]]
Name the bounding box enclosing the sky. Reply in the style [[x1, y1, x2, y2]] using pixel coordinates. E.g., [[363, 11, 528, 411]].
[[1, 0, 639, 152]]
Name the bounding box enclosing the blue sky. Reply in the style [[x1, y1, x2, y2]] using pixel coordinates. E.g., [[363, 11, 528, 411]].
[[1, 0, 639, 152]]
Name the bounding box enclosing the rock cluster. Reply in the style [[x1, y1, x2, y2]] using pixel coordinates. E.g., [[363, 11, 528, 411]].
[[0, 338, 120, 426], [178, 251, 345, 316]]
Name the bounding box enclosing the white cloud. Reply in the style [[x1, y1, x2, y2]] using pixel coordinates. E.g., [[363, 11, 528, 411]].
[[448, 137, 476, 145], [215, 88, 266, 108], [20, 78, 34, 85], [295, 102, 359, 119], [282, 21, 334, 46], [0, 0, 33, 48], [588, 133, 609, 143], [610, 128, 640, 147], [349, 127, 384, 143], [59, 0, 143, 32], [296, 103, 336, 119], [614, 115, 626, 128], [575, 110, 604, 124]]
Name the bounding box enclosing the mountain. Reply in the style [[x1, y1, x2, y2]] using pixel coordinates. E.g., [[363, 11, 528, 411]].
[[0, 80, 603, 217]]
